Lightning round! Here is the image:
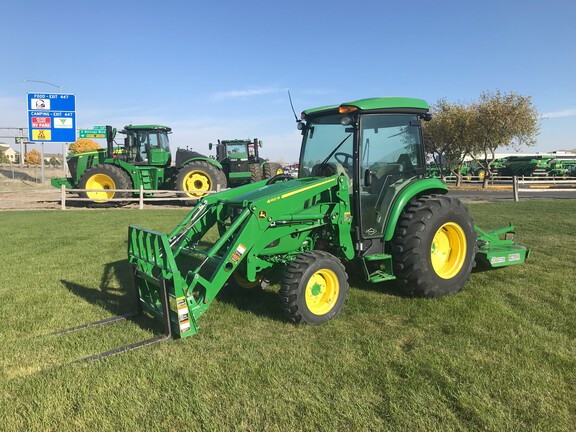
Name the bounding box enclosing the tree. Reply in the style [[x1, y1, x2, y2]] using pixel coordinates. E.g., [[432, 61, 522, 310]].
[[69, 138, 101, 154], [471, 90, 540, 187], [0, 148, 9, 164], [25, 149, 41, 165], [423, 100, 476, 186], [424, 91, 540, 188]]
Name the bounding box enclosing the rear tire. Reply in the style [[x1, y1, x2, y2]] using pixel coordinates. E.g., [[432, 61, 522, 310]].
[[391, 195, 476, 298], [280, 251, 348, 324], [78, 164, 132, 208], [175, 161, 224, 203]]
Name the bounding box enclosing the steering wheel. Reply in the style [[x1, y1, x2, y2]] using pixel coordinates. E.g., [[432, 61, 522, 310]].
[[266, 174, 293, 185], [334, 152, 353, 169]]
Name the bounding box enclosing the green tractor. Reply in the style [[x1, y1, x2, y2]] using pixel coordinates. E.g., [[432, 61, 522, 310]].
[[126, 97, 529, 339], [51, 125, 227, 206], [209, 138, 283, 186]]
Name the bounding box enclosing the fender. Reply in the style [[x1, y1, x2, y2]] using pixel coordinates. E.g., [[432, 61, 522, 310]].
[[181, 155, 223, 171], [383, 177, 448, 241], [176, 149, 223, 170]]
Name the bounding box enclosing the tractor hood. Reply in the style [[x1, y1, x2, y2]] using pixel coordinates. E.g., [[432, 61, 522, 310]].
[[223, 176, 340, 206]]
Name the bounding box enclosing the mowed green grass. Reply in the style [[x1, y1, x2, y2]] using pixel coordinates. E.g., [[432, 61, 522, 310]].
[[0, 200, 574, 431]]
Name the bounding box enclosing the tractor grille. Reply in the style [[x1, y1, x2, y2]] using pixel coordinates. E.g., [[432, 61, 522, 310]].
[[230, 160, 249, 173]]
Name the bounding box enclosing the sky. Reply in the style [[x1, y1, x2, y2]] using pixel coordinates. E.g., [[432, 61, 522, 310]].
[[1, 0, 575, 162]]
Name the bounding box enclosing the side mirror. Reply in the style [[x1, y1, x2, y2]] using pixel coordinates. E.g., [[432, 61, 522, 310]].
[[209, 143, 213, 150], [364, 169, 372, 187]]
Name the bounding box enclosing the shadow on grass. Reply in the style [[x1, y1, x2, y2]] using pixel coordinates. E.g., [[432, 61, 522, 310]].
[[0, 168, 38, 182], [60, 259, 162, 334], [216, 284, 286, 323]]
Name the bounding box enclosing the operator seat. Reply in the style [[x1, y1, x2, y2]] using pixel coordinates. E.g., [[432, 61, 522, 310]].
[[312, 162, 352, 190]]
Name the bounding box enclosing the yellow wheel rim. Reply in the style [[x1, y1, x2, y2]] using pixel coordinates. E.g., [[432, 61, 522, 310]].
[[233, 271, 261, 289], [276, 168, 283, 175], [431, 222, 467, 279], [478, 171, 486, 181], [305, 269, 339, 315], [85, 173, 115, 203], [182, 170, 211, 198]]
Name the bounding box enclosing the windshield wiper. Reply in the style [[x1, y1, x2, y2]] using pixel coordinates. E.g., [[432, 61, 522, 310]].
[[318, 134, 351, 168]]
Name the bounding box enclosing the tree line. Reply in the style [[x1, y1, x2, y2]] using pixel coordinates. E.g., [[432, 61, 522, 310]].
[[423, 90, 540, 187]]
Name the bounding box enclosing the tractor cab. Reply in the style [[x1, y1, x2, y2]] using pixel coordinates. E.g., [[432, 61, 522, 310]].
[[209, 138, 266, 185], [119, 125, 172, 166], [212, 138, 262, 164], [298, 98, 431, 241]]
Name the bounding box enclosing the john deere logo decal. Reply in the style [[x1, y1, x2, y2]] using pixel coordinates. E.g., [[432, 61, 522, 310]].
[[258, 210, 267, 219]]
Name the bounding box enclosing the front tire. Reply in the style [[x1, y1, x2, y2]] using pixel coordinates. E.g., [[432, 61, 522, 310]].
[[249, 163, 263, 183], [391, 195, 476, 298], [280, 251, 348, 324], [78, 164, 132, 208], [263, 162, 283, 179]]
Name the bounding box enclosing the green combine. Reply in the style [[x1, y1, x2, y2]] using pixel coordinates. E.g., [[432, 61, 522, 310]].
[[126, 97, 529, 339]]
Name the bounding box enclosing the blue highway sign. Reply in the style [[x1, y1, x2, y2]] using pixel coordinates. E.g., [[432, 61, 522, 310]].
[[27, 93, 76, 142]]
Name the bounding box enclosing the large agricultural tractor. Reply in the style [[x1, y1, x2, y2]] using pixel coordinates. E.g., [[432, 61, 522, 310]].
[[51, 125, 227, 206], [122, 97, 529, 341], [209, 138, 283, 186]]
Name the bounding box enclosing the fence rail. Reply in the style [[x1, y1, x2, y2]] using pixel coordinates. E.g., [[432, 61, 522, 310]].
[[58, 185, 230, 209], [1, 178, 575, 210], [512, 176, 576, 201]]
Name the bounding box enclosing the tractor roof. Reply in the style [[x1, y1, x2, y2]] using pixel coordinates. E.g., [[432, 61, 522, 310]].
[[302, 97, 430, 117], [123, 124, 172, 132], [221, 139, 252, 144]]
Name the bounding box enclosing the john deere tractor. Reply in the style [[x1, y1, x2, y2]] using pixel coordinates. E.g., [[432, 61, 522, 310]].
[[127, 97, 529, 338], [209, 138, 283, 186], [51, 125, 227, 206]]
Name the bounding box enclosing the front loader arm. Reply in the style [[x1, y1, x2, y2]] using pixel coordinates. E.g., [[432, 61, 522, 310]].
[[128, 174, 353, 338]]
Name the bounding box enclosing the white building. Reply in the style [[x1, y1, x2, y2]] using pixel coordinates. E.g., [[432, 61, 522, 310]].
[[0, 143, 18, 163]]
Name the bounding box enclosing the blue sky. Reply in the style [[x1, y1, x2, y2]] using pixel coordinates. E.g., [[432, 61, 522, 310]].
[[1, 0, 575, 162]]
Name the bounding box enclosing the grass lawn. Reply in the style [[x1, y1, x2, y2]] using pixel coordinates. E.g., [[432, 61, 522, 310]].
[[0, 200, 574, 431]]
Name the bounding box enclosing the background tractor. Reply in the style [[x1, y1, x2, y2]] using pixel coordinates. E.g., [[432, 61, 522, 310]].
[[209, 138, 283, 186], [127, 97, 529, 338], [52, 125, 227, 206]]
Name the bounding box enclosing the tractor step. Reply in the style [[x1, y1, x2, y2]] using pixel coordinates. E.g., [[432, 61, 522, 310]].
[[361, 254, 396, 283]]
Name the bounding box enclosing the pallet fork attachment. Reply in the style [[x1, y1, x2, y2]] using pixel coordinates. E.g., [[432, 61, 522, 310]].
[[49, 270, 173, 363]]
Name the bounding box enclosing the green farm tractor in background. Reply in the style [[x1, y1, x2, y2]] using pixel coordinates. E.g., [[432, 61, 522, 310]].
[[209, 138, 283, 186], [51, 125, 227, 206], [127, 97, 529, 339]]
